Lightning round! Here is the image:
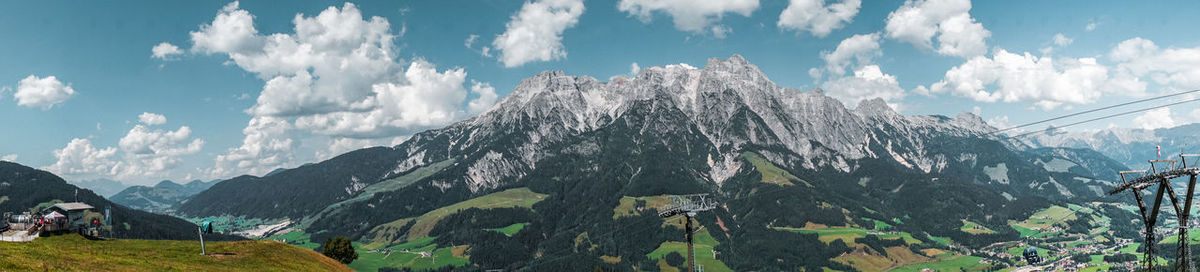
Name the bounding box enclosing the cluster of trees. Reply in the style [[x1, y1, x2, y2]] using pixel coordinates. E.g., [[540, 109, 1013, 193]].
[[321, 236, 358, 264]]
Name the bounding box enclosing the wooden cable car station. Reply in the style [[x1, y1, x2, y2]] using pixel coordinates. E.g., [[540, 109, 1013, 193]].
[[2, 202, 101, 242]]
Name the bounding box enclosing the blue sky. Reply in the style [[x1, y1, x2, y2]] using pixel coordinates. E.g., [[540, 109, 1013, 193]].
[[2, 0, 1200, 185]]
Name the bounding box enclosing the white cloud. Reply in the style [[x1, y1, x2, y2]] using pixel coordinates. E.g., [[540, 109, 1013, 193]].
[[291, 60, 470, 138], [884, 0, 990, 58], [630, 62, 641, 76], [464, 34, 479, 48], [1040, 33, 1074, 55], [811, 33, 904, 106], [1, 154, 17, 162], [987, 115, 1013, 130], [492, 0, 585, 67], [43, 113, 205, 184], [929, 49, 1136, 110], [819, 32, 881, 77], [1110, 37, 1200, 91], [315, 136, 408, 161], [118, 125, 204, 156], [151, 42, 184, 60], [138, 112, 167, 126], [44, 139, 119, 178], [618, 0, 759, 37], [820, 65, 906, 106], [114, 124, 205, 180], [1085, 22, 1097, 32], [184, 2, 498, 177], [777, 0, 861, 37], [190, 1, 263, 55], [1052, 33, 1073, 47], [14, 75, 76, 110], [1132, 108, 1176, 130], [210, 116, 294, 177], [467, 81, 499, 115]]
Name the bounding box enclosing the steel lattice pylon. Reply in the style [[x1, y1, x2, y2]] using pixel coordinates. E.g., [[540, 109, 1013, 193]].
[[1110, 154, 1200, 272], [658, 194, 717, 272]]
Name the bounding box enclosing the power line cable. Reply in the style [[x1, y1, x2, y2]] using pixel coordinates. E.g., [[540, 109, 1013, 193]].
[[1009, 97, 1200, 138], [991, 89, 1200, 135]]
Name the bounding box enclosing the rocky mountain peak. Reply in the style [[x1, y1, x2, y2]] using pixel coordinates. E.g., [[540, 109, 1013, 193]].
[[854, 98, 897, 118]]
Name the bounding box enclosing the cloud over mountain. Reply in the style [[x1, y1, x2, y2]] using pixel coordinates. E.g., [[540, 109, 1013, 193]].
[[178, 2, 498, 177]]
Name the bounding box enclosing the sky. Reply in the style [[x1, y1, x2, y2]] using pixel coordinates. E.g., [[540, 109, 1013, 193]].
[[2, 0, 1200, 185]]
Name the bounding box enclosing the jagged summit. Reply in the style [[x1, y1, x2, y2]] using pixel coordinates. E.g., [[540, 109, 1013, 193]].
[[432, 55, 1006, 190]]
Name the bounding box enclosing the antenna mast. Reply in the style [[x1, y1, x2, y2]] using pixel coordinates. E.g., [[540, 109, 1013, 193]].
[[658, 194, 717, 272]]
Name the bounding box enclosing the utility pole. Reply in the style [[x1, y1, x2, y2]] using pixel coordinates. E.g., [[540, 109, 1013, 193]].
[[658, 194, 716, 272]]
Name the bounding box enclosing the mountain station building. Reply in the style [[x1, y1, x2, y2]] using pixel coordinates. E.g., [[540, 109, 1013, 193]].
[[41, 202, 94, 232]]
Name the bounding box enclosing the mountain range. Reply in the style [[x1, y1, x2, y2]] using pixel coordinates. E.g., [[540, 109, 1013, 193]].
[[68, 178, 128, 198], [108, 179, 216, 214], [1023, 123, 1200, 170], [0, 162, 237, 241], [165, 55, 1145, 271]]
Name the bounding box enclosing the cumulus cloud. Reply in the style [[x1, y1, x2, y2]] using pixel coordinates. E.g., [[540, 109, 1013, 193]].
[[182, 2, 497, 177], [1085, 21, 1097, 32], [43, 113, 205, 183], [1110, 37, 1200, 91], [884, 0, 990, 58], [118, 125, 204, 156], [1, 154, 17, 162], [821, 65, 906, 107], [315, 136, 408, 162], [114, 124, 206, 180], [14, 75, 75, 110], [1132, 108, 1176, 130], [929, 49, 1138, 110], [44, 138, 119, 178], [618, 0, 759, 37], [290, 60, 471, 138], [818, 32, 881, 77], [467, 81, 499, 115], [138, 112, 167, 125], [210, 116, 294, 177], [151, 42, 184, 60], [190, 2, 263, 55], [492, 0, 585, 67], [809, 33, 904, 106], [777, 0, 861, 37], [986, 115, 1013, 131]]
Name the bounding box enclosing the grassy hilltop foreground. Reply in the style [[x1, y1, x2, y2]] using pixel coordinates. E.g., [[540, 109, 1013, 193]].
[[0, 234, 350, 271]]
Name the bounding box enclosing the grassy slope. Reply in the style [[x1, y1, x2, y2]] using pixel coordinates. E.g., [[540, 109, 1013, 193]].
[[0, 234, 349, 271], [961, 219, 998, 235], [369, 187, 548, 243], [347, 237, 468, 272], [741, 152, 812, 187], [645, 229, 733, 272], [891, 256, 987, 272], [613, 195, 673, 219], [488, 222, 529, 237]]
